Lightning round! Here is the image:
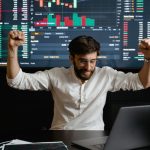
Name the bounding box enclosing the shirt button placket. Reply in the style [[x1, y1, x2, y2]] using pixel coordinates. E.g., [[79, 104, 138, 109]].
[[79, 84, 85, 113]]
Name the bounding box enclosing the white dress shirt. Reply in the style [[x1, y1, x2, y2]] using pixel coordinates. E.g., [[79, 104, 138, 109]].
[[7, 66, 143, 130]]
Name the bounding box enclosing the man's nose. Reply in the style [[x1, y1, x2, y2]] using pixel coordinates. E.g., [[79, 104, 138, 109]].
[[84, 62, 92, 71]]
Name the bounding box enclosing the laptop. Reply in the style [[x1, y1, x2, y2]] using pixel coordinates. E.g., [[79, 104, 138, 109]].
[[72, 105, 150, 150]]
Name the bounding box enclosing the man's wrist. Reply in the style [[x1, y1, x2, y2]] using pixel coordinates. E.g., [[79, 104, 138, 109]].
[[144, 57, 150, 63], [8, 48, 18, 58]]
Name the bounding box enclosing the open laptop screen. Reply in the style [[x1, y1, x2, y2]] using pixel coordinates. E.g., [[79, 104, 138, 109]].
[[72, 105, 150, 150]]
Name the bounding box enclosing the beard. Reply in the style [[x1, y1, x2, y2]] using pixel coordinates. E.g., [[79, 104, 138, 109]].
[[73, 63, 95, 81]]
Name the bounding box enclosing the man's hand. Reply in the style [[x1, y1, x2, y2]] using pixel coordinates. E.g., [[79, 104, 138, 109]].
[[7, 30, 25, 78], [8, 30, 25, 50], [139, 38, 150, 59], [138, 39, 150, 88]]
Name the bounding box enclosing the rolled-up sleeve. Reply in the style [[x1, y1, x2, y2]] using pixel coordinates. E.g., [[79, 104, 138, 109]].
[[6, 68, 23, 88], [6, 68, 51, 91], [113, 71, 144, 91]]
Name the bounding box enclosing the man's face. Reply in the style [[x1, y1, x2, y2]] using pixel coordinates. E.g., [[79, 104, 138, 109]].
[[70, 52, 97, 82]]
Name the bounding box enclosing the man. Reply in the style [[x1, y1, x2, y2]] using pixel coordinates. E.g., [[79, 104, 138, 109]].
[[7, 30, 150, 130]]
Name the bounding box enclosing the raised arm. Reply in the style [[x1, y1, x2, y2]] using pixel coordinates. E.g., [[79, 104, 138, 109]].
[[138, 38, 150, 88], [7, 30, 25, 79]]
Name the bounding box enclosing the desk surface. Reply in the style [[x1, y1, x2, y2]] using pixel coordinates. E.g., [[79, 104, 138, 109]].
[[0, 130, 106, 150]]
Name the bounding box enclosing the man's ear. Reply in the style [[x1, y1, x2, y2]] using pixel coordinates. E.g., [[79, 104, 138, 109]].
[[69, 55, 73, 64]]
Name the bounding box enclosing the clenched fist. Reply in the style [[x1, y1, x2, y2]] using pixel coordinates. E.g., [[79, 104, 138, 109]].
[[8, 30, 25, 50], [139, 38, 150, 59]]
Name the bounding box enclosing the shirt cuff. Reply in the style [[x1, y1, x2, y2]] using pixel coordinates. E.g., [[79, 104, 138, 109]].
[[6, 68, 23, 86]]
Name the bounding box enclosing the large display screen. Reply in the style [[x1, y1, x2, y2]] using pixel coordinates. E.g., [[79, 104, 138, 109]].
[[0, 0, 150, 69]]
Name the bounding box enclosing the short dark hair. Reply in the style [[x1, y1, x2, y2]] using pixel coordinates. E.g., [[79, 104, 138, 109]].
[[68, 35, 100, 56]]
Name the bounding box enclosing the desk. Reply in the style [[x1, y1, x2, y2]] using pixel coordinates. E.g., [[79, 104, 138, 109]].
[[0, 130, 106, 150]]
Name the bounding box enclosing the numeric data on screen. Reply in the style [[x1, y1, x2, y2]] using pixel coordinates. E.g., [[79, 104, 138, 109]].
[[0, 0, 150, 69]]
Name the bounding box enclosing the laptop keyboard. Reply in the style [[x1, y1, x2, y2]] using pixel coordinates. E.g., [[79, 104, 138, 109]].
[[92, 143, 105, 150]]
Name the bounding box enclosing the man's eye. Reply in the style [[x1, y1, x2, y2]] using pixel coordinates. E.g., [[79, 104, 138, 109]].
[[81, 60, 87, 63], [91, 60, 96, 63], [79, 60, 97, 64]]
